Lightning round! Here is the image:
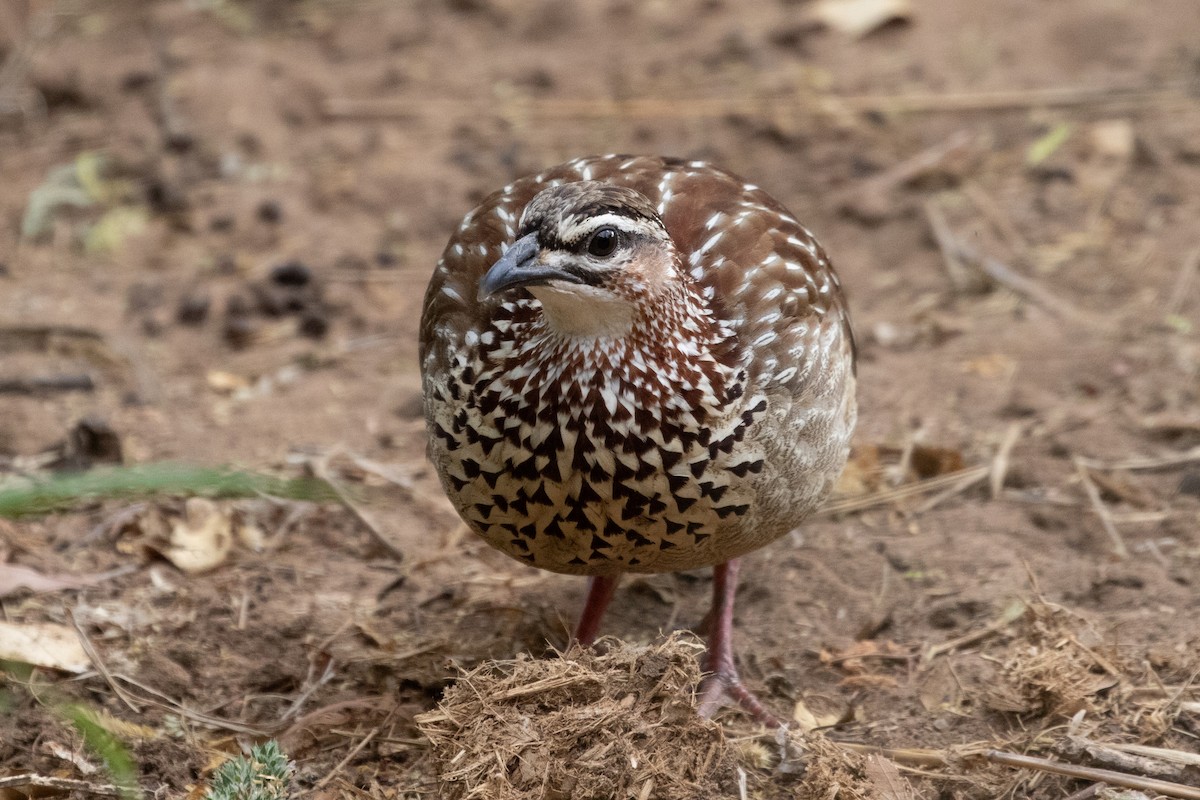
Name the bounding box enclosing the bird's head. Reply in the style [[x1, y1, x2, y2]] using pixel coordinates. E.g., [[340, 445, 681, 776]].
[[478, 181, 681, 337]]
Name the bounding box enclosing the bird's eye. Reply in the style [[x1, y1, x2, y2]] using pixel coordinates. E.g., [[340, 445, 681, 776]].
[[587, 227, 619, 258]]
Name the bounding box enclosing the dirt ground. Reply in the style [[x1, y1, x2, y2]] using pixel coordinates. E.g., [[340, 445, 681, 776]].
[[2, 0, 1199, 797]]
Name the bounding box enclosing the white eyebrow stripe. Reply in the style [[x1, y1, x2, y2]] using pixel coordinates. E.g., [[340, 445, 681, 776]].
[[558, 213, 659, 242]]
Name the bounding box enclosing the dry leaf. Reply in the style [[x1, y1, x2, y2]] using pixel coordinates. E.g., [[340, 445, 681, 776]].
[[206, 369, 251, 395], [792, 697, 847, 732], [44, 740, 100, 774], [235, 520, 267, 552], [163, 498, 234, 573], [820, 639, 909, 674], [0, 620, 91, 673], [918, 659, 963, 712], [811, 0, 912, 38], [962, 353, 1016, 379], [0, 563, 102, 598], [839, 673, 899, 689], [1090, 119, 1135, 162]]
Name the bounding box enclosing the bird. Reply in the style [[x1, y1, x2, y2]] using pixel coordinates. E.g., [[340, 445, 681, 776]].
[[419, 154, 856, 724]]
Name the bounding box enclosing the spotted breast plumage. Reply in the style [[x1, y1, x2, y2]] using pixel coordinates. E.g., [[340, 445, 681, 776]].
[[420, 154, 856, 723]]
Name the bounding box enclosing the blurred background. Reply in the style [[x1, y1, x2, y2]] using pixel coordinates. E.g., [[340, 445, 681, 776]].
[[1, 1, 1198, 797]]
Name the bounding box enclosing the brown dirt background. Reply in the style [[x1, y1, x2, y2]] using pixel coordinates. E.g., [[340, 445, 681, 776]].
[[1, 1, 1199, 797]]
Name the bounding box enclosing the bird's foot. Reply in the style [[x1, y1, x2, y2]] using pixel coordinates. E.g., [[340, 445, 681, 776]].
[[696, 662, 782, 728]]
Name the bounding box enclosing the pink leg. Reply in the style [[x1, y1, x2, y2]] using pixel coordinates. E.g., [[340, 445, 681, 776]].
[[696, 559, 781, 727], [573, 574, 620, 646]]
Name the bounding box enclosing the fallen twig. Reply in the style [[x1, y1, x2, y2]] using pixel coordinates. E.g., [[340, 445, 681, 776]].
[[312, 709, 395, 792], [837, 130, 976, 222], [68, 609, 141, 713], [990, 422, 1023, 499], [1062, 784, 1101, 800], [110, 671, 269, 735], [912, 465, 989, 514], [983, 749, 1200, 800], [923, 599, 1026, 660], [1076, 446, 1200, 472], [1165, 247, 1199, 318], [1072, 457, 1128, 559], [963, 181, 1032, 259], [1058, 737, 1198, 782], [819, 465, 990, 517], [322, 83, 1189, 122], [311, 454, 406, 562], [346, 452, 418, 493], [0, 324, 105, 353], [833, 741, 949, 768], [0, 373, 95, 394], [925, 203, 1092, 322], [924, 200, 977, 292], [0, 774, 123, 796]]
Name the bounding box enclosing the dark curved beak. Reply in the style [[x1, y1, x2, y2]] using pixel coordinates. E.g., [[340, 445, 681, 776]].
[[478, 233, 582, 300]]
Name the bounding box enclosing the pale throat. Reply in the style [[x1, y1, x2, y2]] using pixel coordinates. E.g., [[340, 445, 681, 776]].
[[528, 283, 637, 338], [527, 246, 680, 340]]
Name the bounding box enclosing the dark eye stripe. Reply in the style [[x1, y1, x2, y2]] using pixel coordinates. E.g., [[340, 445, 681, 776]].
[[557, 263, 605, 286]]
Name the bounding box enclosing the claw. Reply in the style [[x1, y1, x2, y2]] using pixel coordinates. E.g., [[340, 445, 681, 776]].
[[696, 558, 782, 727], [697, 664, 783, 727]]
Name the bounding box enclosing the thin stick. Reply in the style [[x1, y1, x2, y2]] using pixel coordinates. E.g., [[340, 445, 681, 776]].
[[819, 465, 990, 516], [312, 722, 385, 791], [1073, 457, 1128, 559], [0, 774, 122, 795], [838, 130, 975, 221], [0, 374, 96, 394], [929, 211, 1091, 322], [990, 422, 1023, 499], [834, 742, 948, 768], [974, 251, 1089, 321], [1062, 784, 1101, 800], [348, 453, 418, 493], [67, 609, 142, 713], [279, 624, 344, 721], [1100, 745, 1200, 768], [1076, 446, 1200, 472], [833, 84, 1187, 114], [110, 672, 268, 735], [983, 749, 1200, 800], [913, 466, 988, 514], [312, 724, 381, 786], [1059, 739, 1187, 782], [311, 456, 406, 562], [924, 600, 1026, 660], [1166, 247, 1199, 318], [924, 200, 976, 292], [963, 181, 1032, 258], [321, 83, 1187, 122]]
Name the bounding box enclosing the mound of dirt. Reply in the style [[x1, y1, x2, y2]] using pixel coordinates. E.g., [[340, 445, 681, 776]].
[[416, 634, 744, 800], [415, 632, 884, 800]]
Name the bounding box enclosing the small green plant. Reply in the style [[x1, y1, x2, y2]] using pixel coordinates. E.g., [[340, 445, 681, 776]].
[[61, 704, 140, 800], [205, 740, 294, 800]]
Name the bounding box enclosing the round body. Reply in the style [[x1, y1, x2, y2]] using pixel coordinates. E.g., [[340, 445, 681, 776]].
[[420, 155, 856, 575]]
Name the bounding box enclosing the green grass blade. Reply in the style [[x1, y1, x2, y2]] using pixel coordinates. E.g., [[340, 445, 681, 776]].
[[0, 464, 336, 518]]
